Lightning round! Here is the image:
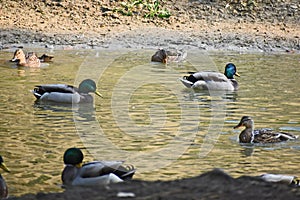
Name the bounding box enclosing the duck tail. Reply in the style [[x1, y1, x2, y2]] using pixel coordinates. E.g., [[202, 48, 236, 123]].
[[30, 89, 41, 99], [278, 132, 298, 140], [114, 165, 136, 180]]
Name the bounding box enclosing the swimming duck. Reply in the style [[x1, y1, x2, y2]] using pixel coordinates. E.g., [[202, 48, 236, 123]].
[[11, 49, 41, 68], [31, 79, 103, 103], [260, 174, 300, 187], [179, 63, 240, 91], [38, 54, 54, 62], [151, 49, 187, 64], [0, 155, 10, 199], [234, 116, 298, 143], [62, 148, 136, 186]]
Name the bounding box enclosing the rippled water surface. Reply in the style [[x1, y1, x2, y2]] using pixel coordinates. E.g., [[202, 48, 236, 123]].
[[0, 48, 299, 197]]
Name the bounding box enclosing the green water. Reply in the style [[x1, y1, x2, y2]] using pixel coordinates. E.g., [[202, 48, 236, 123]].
[[0, 48, 299, 197]]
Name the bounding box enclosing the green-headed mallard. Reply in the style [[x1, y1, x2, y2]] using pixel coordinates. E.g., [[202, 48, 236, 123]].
[[180, 63, 240, 91], [31, 79, 103, 104], [234, 116, 298, 143], [11, 49, 41, 68], [151, 49, 187, 64], [0, 155, 10, 199], [62, 148, 135, 186]]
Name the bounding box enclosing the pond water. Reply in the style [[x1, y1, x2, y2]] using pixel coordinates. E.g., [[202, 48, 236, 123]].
[[0, 48, 299, 197]]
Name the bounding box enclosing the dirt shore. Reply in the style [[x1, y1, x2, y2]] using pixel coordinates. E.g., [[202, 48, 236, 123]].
[[0, 0, 299, 52], [1, 0, 300, 199]]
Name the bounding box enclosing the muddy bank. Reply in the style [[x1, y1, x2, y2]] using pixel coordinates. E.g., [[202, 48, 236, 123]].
[[0, 0, 299, 52], [9, 169, 300, 200]]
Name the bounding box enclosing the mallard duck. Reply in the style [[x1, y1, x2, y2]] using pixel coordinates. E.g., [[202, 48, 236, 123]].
[[151, 49, 187, 64], [234, 116, 298, 143], [179, 63, 240, 91], [260, 174, 300, 186], [62, 148, 135, 186], [11, 49, 41, 68], [38, 54, 54, 62], [0, 155, 10, 199], [31, 79, 103, 103]]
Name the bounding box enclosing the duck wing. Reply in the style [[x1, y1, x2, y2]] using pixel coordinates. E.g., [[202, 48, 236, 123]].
[[81, 161, 135, 180], [181, 71, 234, 90], [253, 129, 298, 143], [192, 71, 228, 82], [32, 84, 77, 99]]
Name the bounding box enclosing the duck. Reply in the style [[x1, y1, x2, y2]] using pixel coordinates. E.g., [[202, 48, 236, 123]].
[[38, 54, 54, 62], [0, 155, 10, 199], [179, 63, 240, 91], [151, 49, 187, 64], [62, 147, 136, 186], [11, 49, 41, 68], [31, 79, 103, 104], [234, 116, 298, 143], [260, 173, 300, 187]]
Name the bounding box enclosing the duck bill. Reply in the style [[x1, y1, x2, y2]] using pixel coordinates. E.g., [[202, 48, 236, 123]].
[[0, 163, 10, 173], [233, 123, 242, 129], [235, 72, 241, 77], [95, 91, 103, 98], [163, 58, 168, 64], [11, 58, 18, 62]]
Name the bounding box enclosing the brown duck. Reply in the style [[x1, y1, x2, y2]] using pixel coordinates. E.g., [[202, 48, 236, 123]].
[[11, 49, 41, 68], [234, 116, 298, 143], [151, 49, 187, 64]]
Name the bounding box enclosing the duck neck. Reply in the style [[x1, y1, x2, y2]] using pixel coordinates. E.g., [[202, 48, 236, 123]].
[[239, 128, 253, 143], [17, 54, 27, 66], [239, 120, 255, 143]]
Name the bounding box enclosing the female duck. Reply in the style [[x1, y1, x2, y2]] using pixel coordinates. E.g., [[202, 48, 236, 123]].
[[0, 155, 10, 199], [11, 49, 41, 68], [180, 63, 240, 91], [151, 49, 187, 64], [62, 148, 135, 186], [32, 79, 103, 103], [234, 116, 298, 143], [38, 54, 54, 62]]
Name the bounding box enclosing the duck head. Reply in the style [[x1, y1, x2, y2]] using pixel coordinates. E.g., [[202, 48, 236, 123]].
[[78, 79, 103, 98], [151, 49, 168, 63], [224, 63, 240, 79], [234, 116, 254, 129], [63, 148, 84, 168], [11, 49, 26, 63], [0, 156, 10, 173]]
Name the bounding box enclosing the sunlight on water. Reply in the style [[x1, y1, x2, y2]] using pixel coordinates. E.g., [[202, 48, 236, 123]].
[[0, 48, 299, 197]]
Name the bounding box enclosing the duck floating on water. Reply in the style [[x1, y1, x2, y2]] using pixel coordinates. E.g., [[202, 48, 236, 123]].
[[234, 116, 298, 143], [11, 49, 41, 68], [31, 79, 103, 104], [180, 63, 240, 91], [260, 173, 300, 187], [151, 49, 187, 64], [62, 148, 136, 186], [11, 49, 54, 67], [0, 155, 10, 199], [38, 54, 54, 62]]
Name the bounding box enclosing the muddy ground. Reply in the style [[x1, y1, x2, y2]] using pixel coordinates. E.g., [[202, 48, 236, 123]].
[[1, 0, 300, 199], [0, 0, 299, 52]]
